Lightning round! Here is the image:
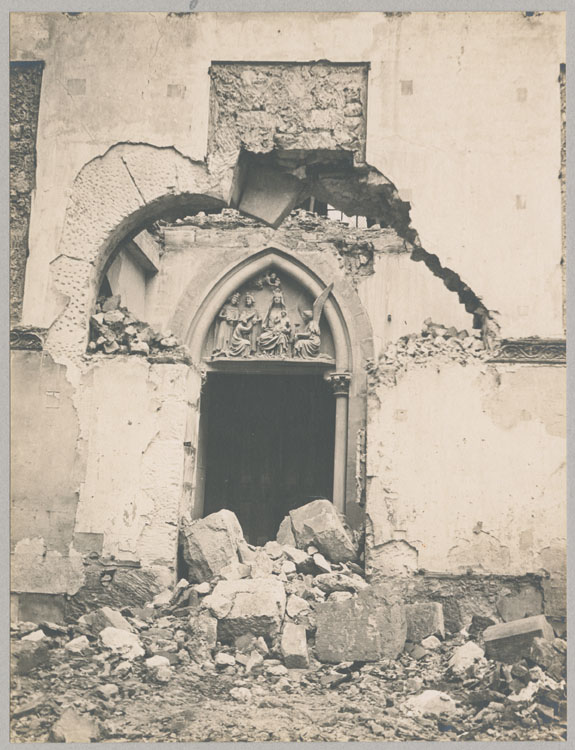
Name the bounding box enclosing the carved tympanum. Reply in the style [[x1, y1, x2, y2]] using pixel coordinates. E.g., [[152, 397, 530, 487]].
[[209, 272, 334, 362]]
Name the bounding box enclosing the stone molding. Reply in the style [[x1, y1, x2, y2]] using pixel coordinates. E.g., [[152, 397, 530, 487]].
[[10, 326, 47, 351], [489, 338, 566, 365]]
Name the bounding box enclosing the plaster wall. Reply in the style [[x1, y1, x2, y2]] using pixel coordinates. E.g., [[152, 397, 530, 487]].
[[106, 248, 147, 321], [10, 11, 565, 339], [365, 363, 566, 592], [74, 357, 202, 569]]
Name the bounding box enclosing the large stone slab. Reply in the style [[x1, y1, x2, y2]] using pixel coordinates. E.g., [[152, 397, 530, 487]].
[[315, 584, 406, 663], [212, 578, 286, 642], [180, 509, 244, 583], [406, 602, 445, 642], [287, 499, 358, 563], [483, 615, 554, 663]]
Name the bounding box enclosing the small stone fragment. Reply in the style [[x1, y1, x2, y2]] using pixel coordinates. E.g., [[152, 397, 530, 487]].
[[99, 627, 144, 660], [201, 593, 233, 619], [448, 641, 485, 675], [421, 635, 441, 650], [215, 652, 236, 667], [313, 553, 331, 573], [49, 708, 102, 743], [21, 630, 46, 642], [96, 683, 119, 700], [404, 690, 457, 716], [230, 686, 252, 703]]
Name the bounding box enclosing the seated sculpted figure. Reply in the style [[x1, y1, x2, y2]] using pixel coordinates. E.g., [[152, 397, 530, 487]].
[[293, 282, 334, 359], [258, 290, 292, 357]]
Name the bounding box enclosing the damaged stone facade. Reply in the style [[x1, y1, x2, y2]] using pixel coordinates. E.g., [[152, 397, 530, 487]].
[[9, 8, 566, 664]]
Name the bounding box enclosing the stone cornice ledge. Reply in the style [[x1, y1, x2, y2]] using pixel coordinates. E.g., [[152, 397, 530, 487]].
[[488, 337, 566, 365]]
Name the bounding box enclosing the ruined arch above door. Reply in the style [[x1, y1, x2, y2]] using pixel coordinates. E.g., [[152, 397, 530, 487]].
[[43, 143, 225, 367]]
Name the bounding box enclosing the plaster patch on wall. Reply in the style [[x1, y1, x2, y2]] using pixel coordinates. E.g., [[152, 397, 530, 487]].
[[366, 539, 419, 578], [11, 538, 85, 595], [447, 529, 511, 574], [480, 366, 566, 437]]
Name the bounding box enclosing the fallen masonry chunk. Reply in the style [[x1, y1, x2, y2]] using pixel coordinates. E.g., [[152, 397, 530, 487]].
[[211, 578, 286, 641], [288, 499, 358, 563], [421, 635, 441, 650], [81, 606, 133, 634], [49, 708, 102, 743], [64, 635, 90, 653], [220, 561, 252, 580], [286, 595, 311, 621], [154, 665, 172, 682], [281, 622, 309, 668], [282, 545, 311, 570], [11, 640, 49, 675], [496, 585, 543, 623], [404, 690, 457, 716], [215, 652, 236, 667], [276, 515, 296, 546], [188, 611, 218, 653], [194, 581, 211, 595], [99, 627, 144, 660], [529, 637, 566, 680], [313, 553, 331, 573], [230, 686, 252, 703], [448, 641, 485, 675], [146, 655, 171, 668], [315, 584, 406, 663], [201, 592, 233, 619], [266, 663, 288, 677], [96, 683, 119, 700], [180, 509, 244, 583], [313, 572, 368, 594], [405, 602, 445, 642], [483, 615, 554, 663], [21, 629, 46, 642]]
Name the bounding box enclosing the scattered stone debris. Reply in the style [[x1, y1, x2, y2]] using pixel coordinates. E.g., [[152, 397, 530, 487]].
[[367, 318, 489, 389], [87, 294, 191, 362], [10, 502, 567, 742]]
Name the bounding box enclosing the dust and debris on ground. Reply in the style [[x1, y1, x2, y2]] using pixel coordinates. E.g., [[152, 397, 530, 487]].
[[11, 501, 567, 743]]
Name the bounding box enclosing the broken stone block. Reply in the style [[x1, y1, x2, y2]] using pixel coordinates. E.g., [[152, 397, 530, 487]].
[[103, 309, 125, 325], [421, 635, 441, 650], [238, 543, 274, 578], [11, 640, 49, 675], [99, 627, 144, 660], [286, 595, 311, 622], [282, 545, 313, 572], [220, 561, 252, 580], [81, 606, 133, 634], [49, 708, 102, 743], [102, 294, 121, 312], [288, 499, 358, 563], [96, 683, 119, 700], [263, 541, 284, 559], [276, 516, 296, 546], [448, 641, 485, 675], [129, 339, 150, 355], [211, 578, 286, 641], [180, 509, 244, 583], [215, 651, 236, 668], [187, 611, 218, 657], [315, 584, 406, 663], [193, 582, 211, 595], [313, 553, 332, 573], [64, 635, 90, 653], [201, 592, 233, 619], [313, 571, 368, 594], [281, 560, 297, 575], [146, 655, 170, 669], [281, 622, 309, 668], [405, 602, 445, 642], [496, 586, 543, 623], [404, 690, 457, 717], [529, 637, 566, 680], [21, 629, 46, 642], [483, 615, 554, 663]]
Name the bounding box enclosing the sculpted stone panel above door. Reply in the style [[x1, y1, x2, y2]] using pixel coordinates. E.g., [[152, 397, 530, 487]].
[[203, 270, 336, 363]]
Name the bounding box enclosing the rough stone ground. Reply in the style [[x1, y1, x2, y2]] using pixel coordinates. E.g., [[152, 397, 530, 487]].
[[10, 628, 566, 743], [11, 504, 566, 742]]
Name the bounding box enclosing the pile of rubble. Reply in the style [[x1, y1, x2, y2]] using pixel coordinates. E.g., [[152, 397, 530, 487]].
[[87, 294, 191, 362], [367, 318, 489, 388], [10, 500, 567, 742]]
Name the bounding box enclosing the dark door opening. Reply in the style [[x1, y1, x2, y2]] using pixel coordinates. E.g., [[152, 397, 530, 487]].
[[202, 373, 335, 545]]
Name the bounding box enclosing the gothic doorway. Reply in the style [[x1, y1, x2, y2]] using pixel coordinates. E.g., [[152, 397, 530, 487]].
[[202, 373, 335, 544]]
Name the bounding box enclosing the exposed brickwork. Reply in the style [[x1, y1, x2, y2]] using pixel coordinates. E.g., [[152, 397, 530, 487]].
[[10, 61, 44, 325]]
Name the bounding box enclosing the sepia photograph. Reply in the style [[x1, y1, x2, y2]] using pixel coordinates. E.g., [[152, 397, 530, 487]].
[[9, 6, 567, 743]]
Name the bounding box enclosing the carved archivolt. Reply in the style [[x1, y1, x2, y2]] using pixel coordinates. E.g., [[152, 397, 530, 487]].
[[206, 270, 335, 363]]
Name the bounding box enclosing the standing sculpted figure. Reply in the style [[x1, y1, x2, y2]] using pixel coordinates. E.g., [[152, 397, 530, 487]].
[[294, 283, 333, 359], [212, 292, 240, 356], [228, 293, 262, 357]]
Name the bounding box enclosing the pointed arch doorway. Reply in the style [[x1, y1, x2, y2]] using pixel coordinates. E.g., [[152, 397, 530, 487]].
[[186, 248, 356, 545]]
